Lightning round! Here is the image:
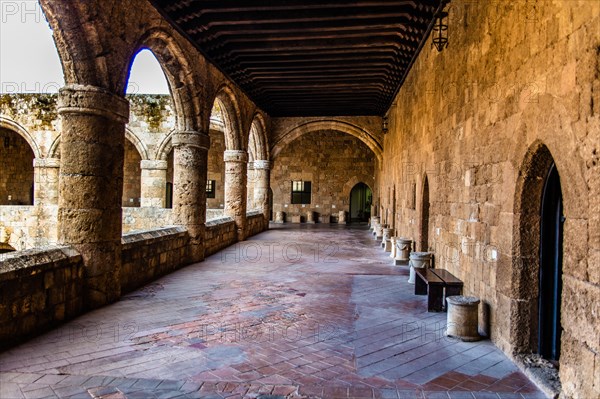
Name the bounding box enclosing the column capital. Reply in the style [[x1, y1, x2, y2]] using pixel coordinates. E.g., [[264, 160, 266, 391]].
[[172, 131, 210, 150], [253, 160, 271, 170], [58, 84, 129, 123], [140, 160, 168, 170], [224, 150, 248, 163], [33, 157, 60, 168]]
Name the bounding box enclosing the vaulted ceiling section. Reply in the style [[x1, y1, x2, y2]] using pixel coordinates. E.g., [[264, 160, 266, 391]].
[[150, 1, 446, 117]]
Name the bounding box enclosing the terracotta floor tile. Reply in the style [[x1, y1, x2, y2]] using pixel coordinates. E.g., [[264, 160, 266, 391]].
[[0, 225, 545, 399]]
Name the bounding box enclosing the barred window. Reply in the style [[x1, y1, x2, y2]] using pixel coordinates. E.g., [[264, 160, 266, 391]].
[[206, 180, 216, 198], [291, 181, 311, 204]]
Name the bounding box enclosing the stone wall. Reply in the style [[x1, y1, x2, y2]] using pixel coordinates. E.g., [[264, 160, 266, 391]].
[[123, 139, 142, 207], [206, 208, 225, 221], [0, 127, 34, 205], [120, 227, 189, 293], [207, 128, 226, 209], [0, 205, 58, 250], [204, 217, 237, 257], [0, 94, 237, 248], [122, 207, 174, 234], [376, 1, 599, 396], [271, 130, 375, 221], [0, 246, 84, 349], [246, 210, 265, 238]]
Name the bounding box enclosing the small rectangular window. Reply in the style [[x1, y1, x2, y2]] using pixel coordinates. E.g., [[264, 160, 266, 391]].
[[291, 181, 311, 204], [206, 180, 216, 198]]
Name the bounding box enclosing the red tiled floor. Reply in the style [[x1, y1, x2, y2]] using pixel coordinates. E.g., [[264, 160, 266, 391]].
[[0, 225, 545, 399]]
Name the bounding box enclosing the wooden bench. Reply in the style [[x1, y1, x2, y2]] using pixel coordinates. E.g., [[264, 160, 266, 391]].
[[414, 268, 463, 312]]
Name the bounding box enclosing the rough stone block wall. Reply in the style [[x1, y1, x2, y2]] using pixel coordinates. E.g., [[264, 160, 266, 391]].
[[0, 127, 34, 205], [120, 227, 189, 294], [121, 207, 174, 234], [204, 217, 237, 257], [246, 211, 265, 238], [0, 205, 58, 251], [271, 130, 375, 221], [207, 129, 226, 209], [206, 208, 225, 221], [122, 139, 142, 207], [376, 1, 599, 396], [0, 246, 83, 349]]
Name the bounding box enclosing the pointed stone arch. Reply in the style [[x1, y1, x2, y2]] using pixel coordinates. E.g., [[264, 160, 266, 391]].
[[0, 117, 42, 159], [124, 29, 203, 132], [249, 113, 269, 162], [46, 130, 148, 161], [272, 120, 382, 162], [38, 1, 106, 89], [342, 175, 375, 199], [211, 85, 243, 151], [508, 141, 558, 354], [124, 128, 149, 160], [156, 130, 176, 162]]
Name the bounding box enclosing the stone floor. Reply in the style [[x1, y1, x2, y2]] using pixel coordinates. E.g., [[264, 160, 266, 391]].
[[0, 224, 546, 399]]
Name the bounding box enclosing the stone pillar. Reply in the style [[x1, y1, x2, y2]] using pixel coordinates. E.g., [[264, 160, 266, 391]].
[[224, 150, 248, 241], [253, 160, 271, 227], [57, 85, 129, 309], [33, 158, 60, 205], [172, 131, 210, 263], [246, 161, 256, 209], [140, 160, 168, 207]]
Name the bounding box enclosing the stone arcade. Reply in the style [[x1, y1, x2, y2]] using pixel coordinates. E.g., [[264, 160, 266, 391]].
[[0, 1, 599, 398]]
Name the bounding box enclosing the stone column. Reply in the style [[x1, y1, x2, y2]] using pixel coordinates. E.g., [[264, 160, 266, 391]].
[[33, 157, 60, 205], [253, 160, 271, 227], [246, 162, 255, 209], [172, 131, 210, 263], [224, 150, 248, 241], [57, 85, 129, 309], [140, 160, 168, 207]]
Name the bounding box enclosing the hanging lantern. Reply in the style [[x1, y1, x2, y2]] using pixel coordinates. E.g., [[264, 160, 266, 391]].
[[432, 11, 449, 52]]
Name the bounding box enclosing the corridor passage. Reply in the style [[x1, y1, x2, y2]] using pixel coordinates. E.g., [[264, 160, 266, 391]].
[[0, 225, 544, 399]]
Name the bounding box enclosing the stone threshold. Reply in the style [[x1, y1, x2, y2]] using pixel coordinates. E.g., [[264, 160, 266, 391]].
[[513, 354, 561, 399]]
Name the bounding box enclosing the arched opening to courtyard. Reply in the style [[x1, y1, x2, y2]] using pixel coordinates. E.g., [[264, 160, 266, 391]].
[[0, 127, 35, 206]]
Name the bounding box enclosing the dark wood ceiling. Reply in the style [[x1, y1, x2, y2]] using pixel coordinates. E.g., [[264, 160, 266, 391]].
[[150, 1, 445, 117]]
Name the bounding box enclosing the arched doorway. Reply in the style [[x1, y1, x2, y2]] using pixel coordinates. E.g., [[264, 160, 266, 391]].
[[511, 142, 564, 361], [420, 176, 430, 252], [539, 163, 563, 362], [349, 183, 372, 223]]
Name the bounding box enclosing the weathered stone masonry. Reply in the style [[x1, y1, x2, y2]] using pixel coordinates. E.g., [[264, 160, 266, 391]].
[[376, 2, 600, 397], [0, 1, 598, 397]]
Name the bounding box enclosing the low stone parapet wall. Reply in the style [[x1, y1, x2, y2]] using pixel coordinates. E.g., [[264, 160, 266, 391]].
[[204, 217, 236, 257], [121, 226, 189, 293], [246, 210, 265, 238], [0, 245, 84, 349]]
